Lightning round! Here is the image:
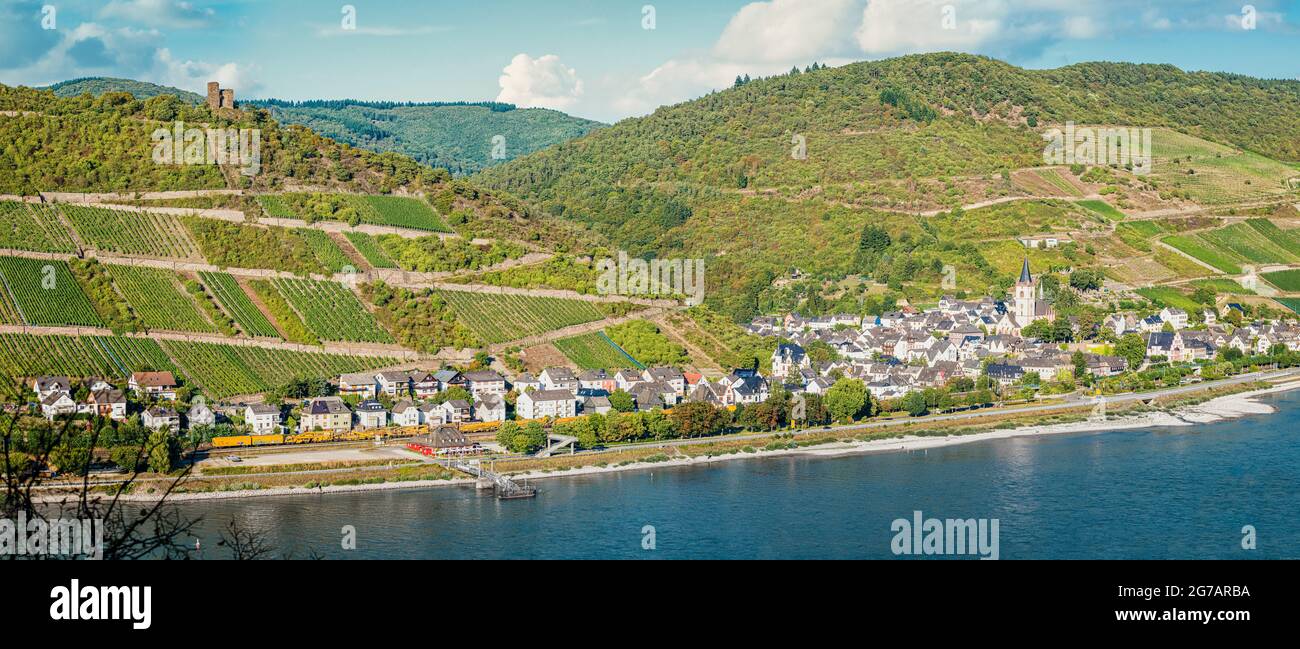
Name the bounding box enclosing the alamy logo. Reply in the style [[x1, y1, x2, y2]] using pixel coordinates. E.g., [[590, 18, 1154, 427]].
[[891, 510, 999, 559], [1042, 122, 1152, 175], [151, 121, 262, 176], [0, 513, 102, 557], [50, 579, 151, 630]]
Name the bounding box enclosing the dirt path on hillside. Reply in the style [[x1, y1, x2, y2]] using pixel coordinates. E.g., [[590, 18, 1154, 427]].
[[653, 314, 723, 375]]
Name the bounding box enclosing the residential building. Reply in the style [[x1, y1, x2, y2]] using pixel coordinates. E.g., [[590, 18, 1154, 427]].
[[516, 389, 577, 419]]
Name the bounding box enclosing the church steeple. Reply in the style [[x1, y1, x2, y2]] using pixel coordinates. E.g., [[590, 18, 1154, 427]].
[[1018, 257, 1032, 284]]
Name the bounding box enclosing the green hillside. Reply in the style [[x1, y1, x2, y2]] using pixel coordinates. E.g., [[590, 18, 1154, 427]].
[[250, 99, 605, 175], [476, 52, 1300, 321], [43, 77, 204, 103]]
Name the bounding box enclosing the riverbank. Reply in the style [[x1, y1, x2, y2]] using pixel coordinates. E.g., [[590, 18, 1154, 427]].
[[84, 378, 1299, 503]]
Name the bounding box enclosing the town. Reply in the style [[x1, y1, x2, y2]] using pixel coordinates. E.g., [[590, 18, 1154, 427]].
[[19, 260, 1300, 464]]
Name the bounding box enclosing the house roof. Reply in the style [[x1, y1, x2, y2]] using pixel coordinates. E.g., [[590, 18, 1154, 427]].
[[525, 389, 576, 402], [131, 371, 176, 388]]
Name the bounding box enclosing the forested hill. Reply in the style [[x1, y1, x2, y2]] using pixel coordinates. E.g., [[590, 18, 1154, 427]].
[[44, 77, 204, 103], [248, 99, 606, 175], [473, 52, 1300, 322], [478, 53, 1300, 207]]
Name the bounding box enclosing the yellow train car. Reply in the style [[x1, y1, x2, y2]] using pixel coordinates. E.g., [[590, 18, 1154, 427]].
[[211, 435, 253, 448]]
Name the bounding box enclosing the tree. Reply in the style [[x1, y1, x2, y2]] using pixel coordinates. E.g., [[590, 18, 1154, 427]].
[[668, 402, 728, 438], [1072, 351, 1087, 379], [901, 391, 928, 417], [1116, 333, 1147, 370], [608, 390, 636, 413], [147, 430, 176, 474], [824, 377, 868, 423], [855, 224, 891, 273], [495, 420, 519, 449]]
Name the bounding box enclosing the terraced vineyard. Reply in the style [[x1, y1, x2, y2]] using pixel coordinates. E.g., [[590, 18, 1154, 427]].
[[1276, 298, 1300, 315], [1161, 235, 1242, 274], [343, 232, 398, 268], [1035, 169, 1083, 197], [0, 284, 18, 324], [1161, 219, 1300, 275], [298, 229, 355, 273], [62, 205, 200, 259], [0, 256, 103, 326], [270, 278, 393, 343], [554, 331, 642, 370], [159, 339, 397, 398], [1075, 199, 1124, 221], [1136, 287, 1202, 312], [259, 193, 452, 232], [1148, 128, 1300, 205], [1262, 269, 1300, 292], [439, 291, 607, 344], [0, 201, 77, 253], [106, 264, 216, 333], [0, 334, 174, 397], [198, 272, 281, 338], [1116, 220, 1166, 252]]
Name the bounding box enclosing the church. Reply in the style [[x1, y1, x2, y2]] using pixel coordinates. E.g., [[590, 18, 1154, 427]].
[[995, 258, 1055, 335]]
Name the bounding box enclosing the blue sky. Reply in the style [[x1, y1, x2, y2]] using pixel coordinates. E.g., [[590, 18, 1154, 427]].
[[1, 0, 1297, 122]]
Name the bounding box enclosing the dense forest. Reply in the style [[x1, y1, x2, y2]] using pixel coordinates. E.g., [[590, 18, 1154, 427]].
[[252, 100, 605, 175]]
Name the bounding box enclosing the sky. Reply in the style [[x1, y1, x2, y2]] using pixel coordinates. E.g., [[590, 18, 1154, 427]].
[[0, 0, 1297, 123]]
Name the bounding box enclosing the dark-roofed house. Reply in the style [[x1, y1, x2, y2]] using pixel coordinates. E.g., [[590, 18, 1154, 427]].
[[300, 396, 351, 433], [40, 391, 77, 421], [407, 425, 481, 457], [355, 400, 388, 429], [439, 399, 473, 424], [464, 370, 507, 398], [81, 388, 127, 421], [244, 404, 281, 434], [474, 393, 506, 422], [539, 367, 580, 392], [392, 400, 421, 427], [143, 407, 180, 432], [582, 395, 613, 414], [32, 376, 71, 400], [642, 367, 685, 395], [517, 389, 576, 419], [770, 343, 809, 378], [985, 363, 1025, 386]]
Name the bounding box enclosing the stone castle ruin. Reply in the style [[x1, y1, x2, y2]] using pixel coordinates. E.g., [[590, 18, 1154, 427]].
[[206, 82, 235, 112]]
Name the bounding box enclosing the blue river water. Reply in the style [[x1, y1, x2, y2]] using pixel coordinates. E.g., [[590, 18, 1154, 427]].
[[180, 390, 1300, 559]]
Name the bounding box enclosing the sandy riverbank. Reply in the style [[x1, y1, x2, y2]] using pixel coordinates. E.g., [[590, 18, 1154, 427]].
[[98, 380, 1298, 503]]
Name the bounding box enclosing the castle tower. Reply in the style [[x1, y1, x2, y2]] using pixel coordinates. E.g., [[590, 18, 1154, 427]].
[[206, 82, 221, 111], [1013, 258, 1035, 322], [220, 88, 235, 109]]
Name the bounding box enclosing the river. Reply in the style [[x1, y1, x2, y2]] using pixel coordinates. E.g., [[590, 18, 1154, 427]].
[[178, 390, 1300, 559]]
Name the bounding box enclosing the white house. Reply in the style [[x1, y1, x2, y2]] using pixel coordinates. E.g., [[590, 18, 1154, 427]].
[[339, 372, 379, 399], [245, 404, 281, 434], [143, 407, 180, 431], [391, 400, 421, 427], [40, 391, 78, 421], [354, 400, 389, 430], [517, 389, 577, 420], [474, 393, 507, 423], [464, 370, 507, 398]]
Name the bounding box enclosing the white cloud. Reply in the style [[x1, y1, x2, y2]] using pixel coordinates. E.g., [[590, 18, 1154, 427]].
[[713, 0, 859, 63], [496, 53, 584, 110], [101, 0, 215, 29], [855, 0, 1012, 54]]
